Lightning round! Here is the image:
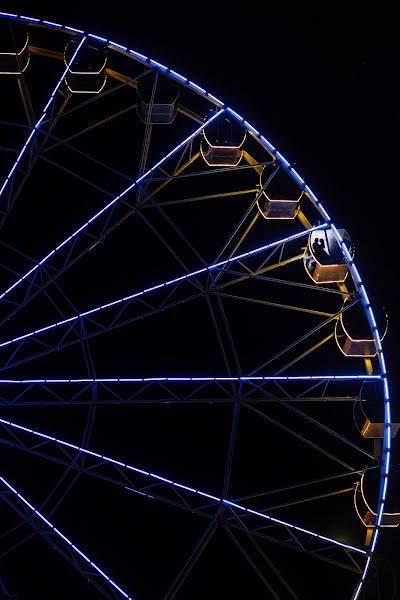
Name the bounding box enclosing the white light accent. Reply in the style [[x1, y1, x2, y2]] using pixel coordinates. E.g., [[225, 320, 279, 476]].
[[353, 581, 363, 600], [189, 81, 206, 94], [227, 107, 243, 121], [275, 151, 290, 167], [382, 477, 388, 500], [290, 168, 305, 184], [129, 49, 148, 61], [20, 15, 40, 21], [207, 93, 223, 105], [109, 41, 127, 51], [385, 451, 390, 474], [243, 120, 259, 135], [385, 402, 391, 424], [170, 70, 187, 82], [65, 25, 84, 33], [150, 59, 167, 70], [43, 20, 62, 27], [383, 377, 389, 399], [88, 33, 107, 42], [260, 135, 275, 152], [377, 503, 384, 525]]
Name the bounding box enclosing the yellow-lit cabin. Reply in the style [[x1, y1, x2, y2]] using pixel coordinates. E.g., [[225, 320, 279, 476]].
[[257, 166, 302, 219], [201, 112, 246, 166], [0, 22, 29, 74], [304, 229, 351, 284], [335, 300, 387, 358]]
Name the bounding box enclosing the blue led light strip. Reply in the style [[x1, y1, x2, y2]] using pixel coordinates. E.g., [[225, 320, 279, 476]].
[[0, 225, 325, 351], [0, 475, 135, 599], [0, 416, 366, 556], [0, 375, 381, 384], [0, 36, 87, 201], [0, 109, 223, 303]]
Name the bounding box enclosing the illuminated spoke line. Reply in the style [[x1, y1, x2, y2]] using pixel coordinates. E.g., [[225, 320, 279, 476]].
[[0, 36, 87, 205], [0, 109, 224, 304], [0, 226, 326, 352], [0, 416, 366, 556], [0, 375, 381, 385], [0, 289, 204, 375], [0, 155, 202, 334], [0, 475, 135, 599]]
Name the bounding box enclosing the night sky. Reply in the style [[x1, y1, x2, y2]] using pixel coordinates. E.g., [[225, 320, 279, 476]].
[[1, 3, 399, 599]]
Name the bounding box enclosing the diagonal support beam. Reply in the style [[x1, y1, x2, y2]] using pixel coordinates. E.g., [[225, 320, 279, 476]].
[[0, 226, 327, 356], [0, 475, 134, 599], [0, 417, 367, 557], [0, 109, 225, 305], [0, 36, 86, 215]]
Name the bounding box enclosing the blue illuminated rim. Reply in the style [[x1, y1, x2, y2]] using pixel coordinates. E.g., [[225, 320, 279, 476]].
[[0, 11, 392, 600]]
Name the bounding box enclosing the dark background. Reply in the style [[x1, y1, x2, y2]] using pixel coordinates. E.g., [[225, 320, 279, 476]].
[[1, 2, 399, 598]]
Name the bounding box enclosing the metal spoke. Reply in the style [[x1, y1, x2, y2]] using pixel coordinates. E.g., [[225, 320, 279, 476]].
[[162, 509, 222, 600], [0, 475, 131, 599]]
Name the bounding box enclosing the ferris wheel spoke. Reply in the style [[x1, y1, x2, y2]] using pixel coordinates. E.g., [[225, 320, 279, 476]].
[[0, 35, 86, 226], [0, 289, 203, 374], [135, 206, 207, 284], [0, 420, 221, 522], [0, 228, 326, 372], [162, 512, 221, 600], [0, 94, 71, 233], [0, 375, 379, 407], [225, 510, 301, 600], [0, 475, 134, 599], [248, 298, 360, 376], [223, 525, 282, 599], [41, 103, 138, 163], [244, 381, 375, 460], [0, 111, 225, 330], [244, 403, 355, 471], [211, 161, 281, 281], [0, 416, 367, 559]]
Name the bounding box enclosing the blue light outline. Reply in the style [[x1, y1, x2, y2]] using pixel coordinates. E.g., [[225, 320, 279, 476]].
[[0, 374, 381, 385], [0, 475, 135, 599], [0, 225, 326, 350], [0, 417, 367, 556]]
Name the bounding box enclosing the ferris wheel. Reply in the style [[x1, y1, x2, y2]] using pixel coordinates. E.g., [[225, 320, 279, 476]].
[[0, 12, 397, 599]]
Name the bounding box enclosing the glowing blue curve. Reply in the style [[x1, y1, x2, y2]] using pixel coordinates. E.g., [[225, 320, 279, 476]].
[[0, 13, 391, 597], [0, 475, 134, 599], [0, 36, 87, 201], [0, 416, 366, 556], [0, 225, 326, 350]]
